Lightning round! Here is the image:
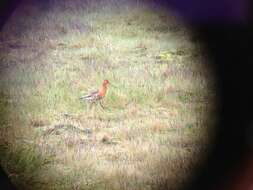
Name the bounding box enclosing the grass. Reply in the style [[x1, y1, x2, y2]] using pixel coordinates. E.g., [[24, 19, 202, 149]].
[[0, 0, 217, 189]]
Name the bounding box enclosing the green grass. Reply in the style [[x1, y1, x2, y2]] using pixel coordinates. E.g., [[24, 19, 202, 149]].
[[0, 1, 217, 190]]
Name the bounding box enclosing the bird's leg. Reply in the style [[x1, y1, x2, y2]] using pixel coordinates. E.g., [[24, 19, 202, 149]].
[[99, 100, 105, 109]]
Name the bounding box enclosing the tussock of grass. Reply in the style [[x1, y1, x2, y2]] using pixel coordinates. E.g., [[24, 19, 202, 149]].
[[0, 0, 217, 189]]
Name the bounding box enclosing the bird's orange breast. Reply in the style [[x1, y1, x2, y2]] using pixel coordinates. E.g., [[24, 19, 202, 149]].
[[98, 87, 107, 97]]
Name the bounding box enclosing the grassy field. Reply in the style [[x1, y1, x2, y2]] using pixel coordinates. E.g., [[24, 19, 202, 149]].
[[0, 1, 216, 189]]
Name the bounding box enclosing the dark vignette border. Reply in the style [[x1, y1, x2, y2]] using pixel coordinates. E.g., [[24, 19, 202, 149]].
[[0, 0, 252, 190]]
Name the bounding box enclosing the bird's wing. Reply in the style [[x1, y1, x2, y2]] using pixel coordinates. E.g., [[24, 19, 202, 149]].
[[80, 90, 99, 100], [89, 90, 99, 96]]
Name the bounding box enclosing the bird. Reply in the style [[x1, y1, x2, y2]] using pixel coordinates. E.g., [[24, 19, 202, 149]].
[[80, 79, 110, 109]]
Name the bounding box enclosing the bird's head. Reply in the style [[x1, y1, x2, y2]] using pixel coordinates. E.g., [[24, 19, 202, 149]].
[[103, 79, 110, 87]]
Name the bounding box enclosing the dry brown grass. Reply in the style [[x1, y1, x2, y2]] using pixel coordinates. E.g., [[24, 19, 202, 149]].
[[0, 0, 217, 189]]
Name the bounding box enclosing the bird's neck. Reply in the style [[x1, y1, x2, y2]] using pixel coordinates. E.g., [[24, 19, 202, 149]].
[[99, 86, 107, 97]]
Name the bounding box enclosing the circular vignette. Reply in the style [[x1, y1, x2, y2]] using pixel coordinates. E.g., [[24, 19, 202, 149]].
[[0, 1, 219, 190]]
